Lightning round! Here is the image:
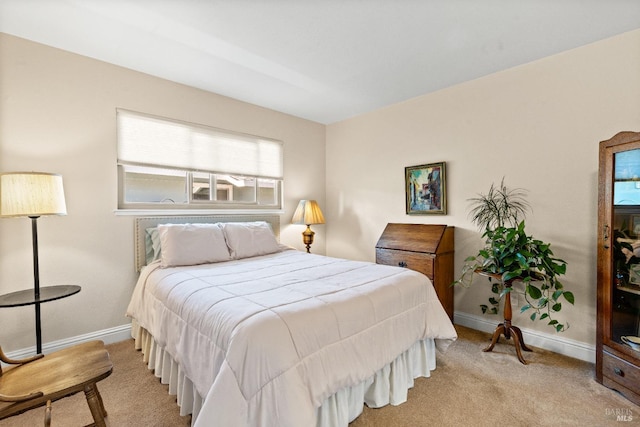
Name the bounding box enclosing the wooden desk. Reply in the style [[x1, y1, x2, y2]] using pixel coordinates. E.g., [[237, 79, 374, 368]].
[[375, 223, 454, 320]]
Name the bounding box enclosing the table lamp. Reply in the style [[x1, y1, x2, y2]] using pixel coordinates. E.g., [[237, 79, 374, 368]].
[[0, 172, 67, 353], [291, 199, 325, 253]]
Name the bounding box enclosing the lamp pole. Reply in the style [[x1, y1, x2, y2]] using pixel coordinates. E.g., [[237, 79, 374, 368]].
[[30, 216, 42, 354]]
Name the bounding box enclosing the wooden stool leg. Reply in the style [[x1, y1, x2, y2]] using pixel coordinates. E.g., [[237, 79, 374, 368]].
[[94, 384, 108, 418], [44, 400, 52, 427], [84, 383, 107, 427]]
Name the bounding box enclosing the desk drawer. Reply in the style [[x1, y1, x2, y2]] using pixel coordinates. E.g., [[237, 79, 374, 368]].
[[602, 351, 640, 397], [375, 248, 434, 279]]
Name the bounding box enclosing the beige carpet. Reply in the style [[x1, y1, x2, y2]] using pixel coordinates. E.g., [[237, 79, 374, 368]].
[[0, 339, 192, 427], [2, 325, 638, 426], [351, 326, 640, 427]]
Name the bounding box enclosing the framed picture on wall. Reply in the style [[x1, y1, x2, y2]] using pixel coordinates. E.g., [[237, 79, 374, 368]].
[[405, 162, 446, 215]]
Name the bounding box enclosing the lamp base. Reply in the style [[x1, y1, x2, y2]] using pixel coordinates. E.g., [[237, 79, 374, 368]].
[[302, 225, 315, 253]]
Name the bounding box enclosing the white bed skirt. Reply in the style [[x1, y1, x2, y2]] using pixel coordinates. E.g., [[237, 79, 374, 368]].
[[130, 320, 437, 426]]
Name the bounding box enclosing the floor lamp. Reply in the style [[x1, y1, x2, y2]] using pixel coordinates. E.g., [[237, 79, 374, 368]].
[[291, 199, 325, 253], [0, 172, 67, 353]]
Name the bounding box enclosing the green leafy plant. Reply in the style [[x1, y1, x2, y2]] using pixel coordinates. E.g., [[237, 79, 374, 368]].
[[467, 178, 530, 230], [453, 180, 575, 332]]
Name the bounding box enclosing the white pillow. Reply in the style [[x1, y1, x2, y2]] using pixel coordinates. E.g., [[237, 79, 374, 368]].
[[158, 223, 232, 267], [221, 221, 281, 259]]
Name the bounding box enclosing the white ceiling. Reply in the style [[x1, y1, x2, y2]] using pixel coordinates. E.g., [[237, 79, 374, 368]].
[[2, 1, 640, 124]]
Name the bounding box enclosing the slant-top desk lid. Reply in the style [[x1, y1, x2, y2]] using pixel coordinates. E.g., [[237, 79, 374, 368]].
[[375, 223, 454, 254]]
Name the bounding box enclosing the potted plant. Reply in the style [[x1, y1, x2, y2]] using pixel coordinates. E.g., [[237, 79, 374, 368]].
[[453, 179, 574, 332]]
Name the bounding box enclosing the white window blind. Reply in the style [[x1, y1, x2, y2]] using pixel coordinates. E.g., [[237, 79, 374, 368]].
[[117, 110, 283, 179]]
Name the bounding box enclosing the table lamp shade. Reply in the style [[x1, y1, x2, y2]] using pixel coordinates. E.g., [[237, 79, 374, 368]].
[[0, 172, 67, 217], [291, 200, 325, 225]]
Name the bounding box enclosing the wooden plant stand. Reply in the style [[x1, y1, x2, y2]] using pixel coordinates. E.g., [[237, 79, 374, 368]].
[[481, 276, 533, 364]]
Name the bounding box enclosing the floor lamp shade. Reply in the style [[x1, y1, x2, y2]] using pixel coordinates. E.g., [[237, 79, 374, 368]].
[[0, 172, 67, 217]]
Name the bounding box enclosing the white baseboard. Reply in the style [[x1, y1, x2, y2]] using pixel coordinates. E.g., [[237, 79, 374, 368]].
[[6, 315, 596, 364], [5, 323, 132, 361], [453, 311, 596, 363]]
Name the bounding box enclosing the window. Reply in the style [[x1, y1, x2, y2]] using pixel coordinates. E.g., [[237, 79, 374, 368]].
[[117, 110, 283, 211]]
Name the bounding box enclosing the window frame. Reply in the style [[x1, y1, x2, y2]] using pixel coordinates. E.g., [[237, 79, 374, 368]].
[[116, 110, 284, 212]]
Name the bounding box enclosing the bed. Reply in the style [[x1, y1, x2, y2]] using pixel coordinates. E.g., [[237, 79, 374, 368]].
[[126, 215, 457, 426]]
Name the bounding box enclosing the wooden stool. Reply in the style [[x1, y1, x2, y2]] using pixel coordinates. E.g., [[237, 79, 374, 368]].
[[0, 340, 113, 426]]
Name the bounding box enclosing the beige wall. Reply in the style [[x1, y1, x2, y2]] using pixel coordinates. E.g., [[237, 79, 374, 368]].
[[326, 29, 640, 347], [2, 28, 639, 355], [0, 33, 326, 352]]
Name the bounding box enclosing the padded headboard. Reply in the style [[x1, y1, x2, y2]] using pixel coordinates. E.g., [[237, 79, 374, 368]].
[[134, 215, 281, 272]]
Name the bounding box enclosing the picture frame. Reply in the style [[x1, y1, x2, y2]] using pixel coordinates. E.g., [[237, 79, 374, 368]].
[[405, 162, 446, 215]]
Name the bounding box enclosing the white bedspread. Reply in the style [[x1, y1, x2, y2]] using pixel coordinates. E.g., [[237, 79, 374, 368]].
[[126, 249, 456, 427]]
